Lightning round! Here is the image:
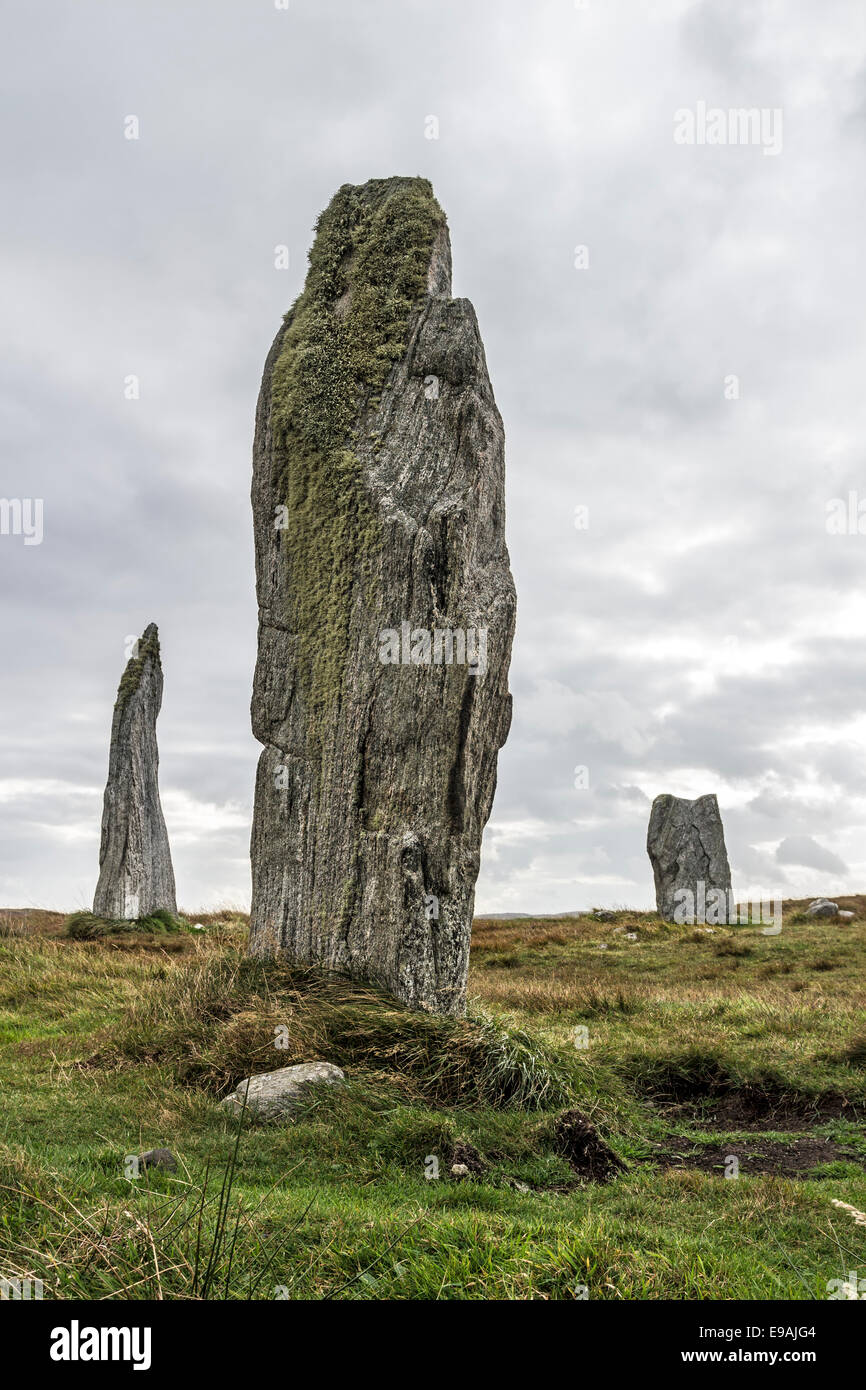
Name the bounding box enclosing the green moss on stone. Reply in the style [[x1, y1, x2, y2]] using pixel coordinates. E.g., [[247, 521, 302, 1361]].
[[269, 177, 445, 755], [114, 625, 160, 722]]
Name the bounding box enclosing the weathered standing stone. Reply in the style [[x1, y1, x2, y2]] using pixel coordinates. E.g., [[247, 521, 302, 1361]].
[[249, 177, 516, 1016], [93, 624, 177, 920], [647, 793, 732, 922]]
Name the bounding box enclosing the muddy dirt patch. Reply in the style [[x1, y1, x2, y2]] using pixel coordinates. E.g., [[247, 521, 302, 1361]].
[[551, 1109, 627, 1182], [449, 1139, 486, 1177], [666, 1092, 862, 1131], [657, 1135, 863, 1177]]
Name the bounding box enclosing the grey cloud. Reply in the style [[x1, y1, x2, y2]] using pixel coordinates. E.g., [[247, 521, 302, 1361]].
[[775, 835, 848, 876], [3, 0, 866, 913]]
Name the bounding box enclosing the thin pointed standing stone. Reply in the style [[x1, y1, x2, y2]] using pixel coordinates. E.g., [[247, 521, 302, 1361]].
[[647, 793, 732, 922], [93, 624, 177, 919], [249, 177, 516, 1015]]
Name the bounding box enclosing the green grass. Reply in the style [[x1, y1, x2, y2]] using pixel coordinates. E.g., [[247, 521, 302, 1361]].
[[1, 901, 865, 1299], [64, 907, 188, 940]]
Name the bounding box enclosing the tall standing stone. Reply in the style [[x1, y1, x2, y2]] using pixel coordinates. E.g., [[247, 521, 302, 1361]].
[[93, 624, 177, 920], [647, 793, 732, 922], [249, 177, 516, 1015]]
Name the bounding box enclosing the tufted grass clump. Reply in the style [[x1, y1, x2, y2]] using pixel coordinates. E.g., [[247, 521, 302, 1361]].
[[107, 954, 572, 1110], [65, 907, 188, 940], [268, 177, 446, 752]]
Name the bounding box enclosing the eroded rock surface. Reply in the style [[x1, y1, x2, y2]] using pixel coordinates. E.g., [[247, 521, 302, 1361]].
[[93, 624, 177, 920], [249, 177, 515, 1015]]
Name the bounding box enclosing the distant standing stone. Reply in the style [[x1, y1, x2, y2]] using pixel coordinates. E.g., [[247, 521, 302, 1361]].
[[93, 624, 177, 920], [647, 793, 732, 922]]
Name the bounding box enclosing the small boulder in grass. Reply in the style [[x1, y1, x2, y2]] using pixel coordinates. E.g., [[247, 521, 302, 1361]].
[[837, 910, 856, 921], [806, 899, 839, 918], [138, 1148, 177, 1173], [220, 1062, 345, 1121]]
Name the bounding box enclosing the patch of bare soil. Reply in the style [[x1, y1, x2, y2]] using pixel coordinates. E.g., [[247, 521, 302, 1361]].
[[552, 1109, 627, 1183], [449, 1139, 486, 1176], [667, 1092, 862, 1130], [657, 1135, 863, 1177]]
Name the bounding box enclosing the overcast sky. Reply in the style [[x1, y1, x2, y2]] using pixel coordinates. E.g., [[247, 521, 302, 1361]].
[[3, 0, 866, 914]]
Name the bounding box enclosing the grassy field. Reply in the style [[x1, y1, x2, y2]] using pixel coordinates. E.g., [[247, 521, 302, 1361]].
[[1, 899, 865, 1300]]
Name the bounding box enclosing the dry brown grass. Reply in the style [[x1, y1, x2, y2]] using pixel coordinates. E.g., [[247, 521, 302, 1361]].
[[0, 909, 67, 938], [469, 914, 650, 953], [471, 918, 587, 952], [470, 972, 649, 1015]]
